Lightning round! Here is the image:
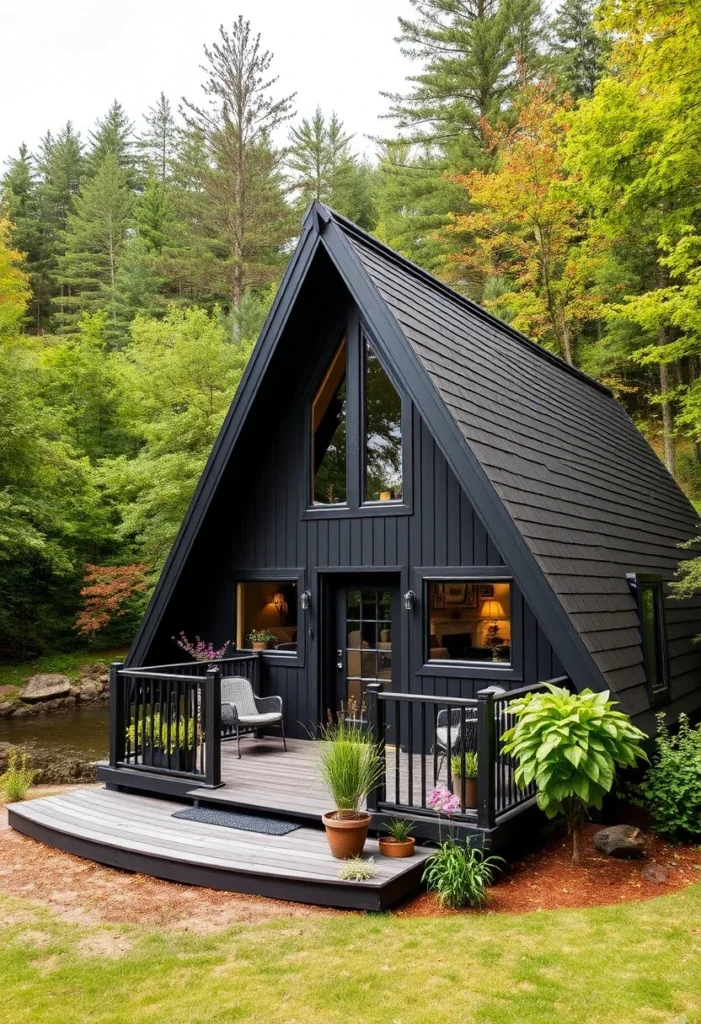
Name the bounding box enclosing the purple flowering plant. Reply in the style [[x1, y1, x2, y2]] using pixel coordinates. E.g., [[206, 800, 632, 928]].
[[173, 632, 230, 662]]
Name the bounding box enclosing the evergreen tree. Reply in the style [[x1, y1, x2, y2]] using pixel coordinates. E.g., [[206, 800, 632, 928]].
[[552, 0, 609, 99], [182, 17, 296, 313], [286, 108, 376, 227], [87, 100, 138, 186], [36, 122, 85, 329], [138, 92, 178, 183], [374, 141, 468, 277], [135, 175, 174, 253], [1, 145, 45, 329], [55, 153, 133, 333], [383, 0, 550, 162]]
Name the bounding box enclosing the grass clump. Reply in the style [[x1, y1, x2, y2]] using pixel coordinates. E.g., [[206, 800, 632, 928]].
[[0, 750, 37, 801], [318, 714, 383, 819], [337, 857, 378, 881], [451, 750, 478, 778], [423, 838, 502, 908]]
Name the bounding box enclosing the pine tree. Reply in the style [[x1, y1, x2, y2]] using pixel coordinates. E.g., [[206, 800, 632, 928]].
[[36, 122, 85, 328], [135, 175, 174, 253], [182, 17, 296, 313], [286, 108, 376, 227], [1, 145, 45, 329], [55, 153, 133, 333], [87, 100, 138, 186], [383, 0, 550, 162], [552, 0, 609, 99], [138, 92, 177, 183]]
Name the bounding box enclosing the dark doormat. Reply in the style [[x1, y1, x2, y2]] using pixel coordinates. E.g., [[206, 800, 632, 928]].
[[173, 806, 301, 835]]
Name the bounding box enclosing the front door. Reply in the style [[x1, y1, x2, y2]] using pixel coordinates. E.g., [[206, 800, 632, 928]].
[[332, 580, 399, 723]]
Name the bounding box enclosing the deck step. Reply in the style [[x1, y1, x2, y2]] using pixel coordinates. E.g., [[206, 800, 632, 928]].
[[8, 788, 431, 910]]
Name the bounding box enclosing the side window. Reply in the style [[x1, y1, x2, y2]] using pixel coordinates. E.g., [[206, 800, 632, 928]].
[[364, 339, 403, 502], [627, 573, 670, 703], [426, 581, 512, 664], [236, 581, 298, 653], [312, 340, 347, 505]]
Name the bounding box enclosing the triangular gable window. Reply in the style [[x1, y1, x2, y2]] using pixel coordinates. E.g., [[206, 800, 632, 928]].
[[310, 321, 407, 511]]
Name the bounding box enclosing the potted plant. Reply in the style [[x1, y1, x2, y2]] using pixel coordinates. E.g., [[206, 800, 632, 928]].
[[318, 716, 384, 859], [127, 712, 199, 772], [451, 750, 478, 809], [246, 629, 277, 651], [378, 817, 416, 858]]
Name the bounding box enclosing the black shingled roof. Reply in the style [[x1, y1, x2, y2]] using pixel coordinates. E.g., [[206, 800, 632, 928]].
[[326, 207, 701, 719]]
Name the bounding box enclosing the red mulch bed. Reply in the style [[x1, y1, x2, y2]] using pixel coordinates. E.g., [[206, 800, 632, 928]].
[[396, 822, 701, 916]]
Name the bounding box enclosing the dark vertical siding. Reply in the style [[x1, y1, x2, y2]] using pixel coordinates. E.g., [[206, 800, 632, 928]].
[[220, 403, 561, 737]]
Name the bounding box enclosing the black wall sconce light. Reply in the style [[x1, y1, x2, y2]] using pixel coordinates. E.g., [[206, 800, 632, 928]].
[[403, 590, 415, 612]]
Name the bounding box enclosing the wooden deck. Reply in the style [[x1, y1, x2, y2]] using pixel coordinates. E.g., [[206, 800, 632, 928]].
[[8, 786, 432, 910]]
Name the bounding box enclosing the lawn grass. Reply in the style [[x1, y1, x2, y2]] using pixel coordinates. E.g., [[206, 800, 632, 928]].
[[0, 649, 129, 689], [1, 886, 700, 1023]]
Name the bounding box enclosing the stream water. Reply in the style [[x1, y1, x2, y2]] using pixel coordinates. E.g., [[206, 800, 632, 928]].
[[0, 704, 110, 761]]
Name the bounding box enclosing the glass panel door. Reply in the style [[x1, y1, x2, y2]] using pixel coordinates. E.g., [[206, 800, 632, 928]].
[[335, 584, 396, 722]]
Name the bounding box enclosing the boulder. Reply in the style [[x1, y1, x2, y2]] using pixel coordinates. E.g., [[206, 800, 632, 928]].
[[642, 862, 670, 884], [594, 824, 646, 859], [19, 673, 73, 703]]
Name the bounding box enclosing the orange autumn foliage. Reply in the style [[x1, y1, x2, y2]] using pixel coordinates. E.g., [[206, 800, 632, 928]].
[[76, 564, 150, 636], [447, 81, 603, 366]]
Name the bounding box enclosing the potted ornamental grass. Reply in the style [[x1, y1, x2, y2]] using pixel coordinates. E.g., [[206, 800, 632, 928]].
[[451, 751, 478, 809], [318, 715, 384, 858], [378, 817, 416, 858], [246, 629, 277, 651]]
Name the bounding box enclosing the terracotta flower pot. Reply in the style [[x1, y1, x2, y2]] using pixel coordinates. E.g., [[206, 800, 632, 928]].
[[452, 773, 478, 809], [322, 811, 372, 859], [378, 836, 415, 858], [251, 642, 267, 651]]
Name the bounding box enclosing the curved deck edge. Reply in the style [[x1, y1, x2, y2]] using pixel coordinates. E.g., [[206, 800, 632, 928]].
[[8, 805, 426, 911]]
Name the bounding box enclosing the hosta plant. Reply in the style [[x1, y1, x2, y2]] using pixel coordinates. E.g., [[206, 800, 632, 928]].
[[501, 684, 648, 865]]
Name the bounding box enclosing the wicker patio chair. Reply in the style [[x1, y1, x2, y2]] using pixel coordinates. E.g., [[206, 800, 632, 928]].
[[434, 686, 506, 779], [220, 676, 287, 758]]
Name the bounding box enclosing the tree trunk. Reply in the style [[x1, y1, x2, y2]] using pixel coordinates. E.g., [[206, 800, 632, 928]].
[[571, 825, 581, 867], [659, 361, 676, 477]]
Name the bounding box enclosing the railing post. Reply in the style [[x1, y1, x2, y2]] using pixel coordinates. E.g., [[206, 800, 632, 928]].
[[204, 666, 222, 788], [109, 662, 125, 767], [477, 687, 497, 830], [365, 682, 385, 812]]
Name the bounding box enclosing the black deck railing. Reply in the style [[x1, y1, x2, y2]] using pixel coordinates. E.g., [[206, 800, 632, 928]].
[[366, 677, 568, 831], [108, 653, 261, 788]]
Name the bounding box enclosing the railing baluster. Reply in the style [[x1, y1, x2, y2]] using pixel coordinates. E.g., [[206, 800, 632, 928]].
[[420, 702, 426, 809], [394, 702, 400, 805], [407, 700, 413, 808]]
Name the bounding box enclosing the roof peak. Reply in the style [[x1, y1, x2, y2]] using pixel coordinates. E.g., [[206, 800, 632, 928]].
[[306, 201, 611, 399]]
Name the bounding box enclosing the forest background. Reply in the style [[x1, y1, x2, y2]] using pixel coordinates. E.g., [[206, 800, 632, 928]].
[[3, 0, 701, 658]]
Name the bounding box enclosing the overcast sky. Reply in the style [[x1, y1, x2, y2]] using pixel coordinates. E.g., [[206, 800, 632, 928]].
[[0, 0, 414, 168]]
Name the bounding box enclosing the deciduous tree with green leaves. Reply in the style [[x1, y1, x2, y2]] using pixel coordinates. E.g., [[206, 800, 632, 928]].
[[502, 683, 648, 864]]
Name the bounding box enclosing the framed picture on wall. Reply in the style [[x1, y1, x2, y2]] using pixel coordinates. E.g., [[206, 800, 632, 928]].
[[478, 584, 494, 599], [445, 583, 467, 606]]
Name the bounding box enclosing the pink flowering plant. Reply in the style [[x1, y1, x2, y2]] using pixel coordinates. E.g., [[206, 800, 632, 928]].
[[173, 632, 230, 662], [422, 785, 503, 908]]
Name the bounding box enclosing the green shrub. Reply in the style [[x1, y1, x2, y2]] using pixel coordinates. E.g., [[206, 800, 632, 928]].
[[317, 715, 383, 819], [0, 750, 37, 801], [127, 712, 198, 753], [634, 712, 701, 842], [502, 684, 647, 864], [423, 839, 503, 908]]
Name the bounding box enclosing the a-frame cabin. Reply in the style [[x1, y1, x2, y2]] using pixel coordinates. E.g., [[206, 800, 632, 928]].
[[12, 204, 701, 908], [129, 201, 701, 737]]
